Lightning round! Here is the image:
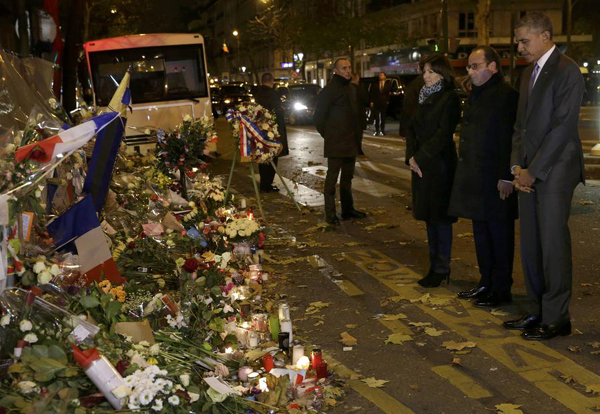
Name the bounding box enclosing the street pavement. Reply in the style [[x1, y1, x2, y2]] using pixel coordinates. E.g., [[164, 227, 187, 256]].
[[211, 117, 600, 414]]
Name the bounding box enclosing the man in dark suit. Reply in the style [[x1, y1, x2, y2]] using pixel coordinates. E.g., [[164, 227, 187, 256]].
[[503, 12, 585, 340], [254, 72, 289, 192], [369, 72, 392, 136], [449, 46, 519, 307], [313, 58, 367, 225]]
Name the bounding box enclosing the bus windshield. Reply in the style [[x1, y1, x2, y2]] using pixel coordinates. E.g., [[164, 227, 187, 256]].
[[88, 44, 209, 106]]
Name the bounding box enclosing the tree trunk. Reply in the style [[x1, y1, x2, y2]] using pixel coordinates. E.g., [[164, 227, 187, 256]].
[[476, 0, 491, 46], [62, 0, 87, 112]]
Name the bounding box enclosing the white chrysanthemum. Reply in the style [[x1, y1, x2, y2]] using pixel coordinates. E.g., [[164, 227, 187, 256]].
[[19, 320, 32, 332], [179, 374, 190, 387], [38, 271, 53, 285], [151, 399, 163, 411], [138, 389, 154, 405], [33, 261, 46, 274], [168, 395, 180, 406], [149, 344, 160, 355], [0, 315, 10, 326], [24, 333, 38, 343]]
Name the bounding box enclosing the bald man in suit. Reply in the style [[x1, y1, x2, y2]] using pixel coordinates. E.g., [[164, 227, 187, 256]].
[[503, 12, 585, 340]]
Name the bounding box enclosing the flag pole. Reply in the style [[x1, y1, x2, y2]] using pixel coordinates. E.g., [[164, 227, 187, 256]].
[[248, 163, 266, 221], [270, 159, 301, 212]]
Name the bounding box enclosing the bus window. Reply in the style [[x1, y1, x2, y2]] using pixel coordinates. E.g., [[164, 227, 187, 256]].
[[88, 44, 208, 106]]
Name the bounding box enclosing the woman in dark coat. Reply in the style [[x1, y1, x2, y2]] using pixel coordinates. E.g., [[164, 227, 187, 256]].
[[405, 53, 461, 287]]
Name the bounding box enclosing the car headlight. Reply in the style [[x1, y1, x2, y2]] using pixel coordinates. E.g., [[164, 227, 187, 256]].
[[294, 102, 308, 111], [224, 99, 231, 104]]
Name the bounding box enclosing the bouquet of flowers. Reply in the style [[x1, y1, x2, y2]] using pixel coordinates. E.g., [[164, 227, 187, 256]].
[[226, 103, 282, 164], [224, 217, 261, 242]]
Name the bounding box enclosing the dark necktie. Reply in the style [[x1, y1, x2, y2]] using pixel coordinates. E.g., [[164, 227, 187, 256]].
[[528, 63, 540, 95]]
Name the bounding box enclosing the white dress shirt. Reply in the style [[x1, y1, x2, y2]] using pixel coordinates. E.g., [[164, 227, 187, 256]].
[[532, 45, 556, 87]]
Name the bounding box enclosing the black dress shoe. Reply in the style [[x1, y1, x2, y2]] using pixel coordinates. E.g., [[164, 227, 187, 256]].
[[474, 292, 512, 307], [341, 209, 367, 220], [457, 286, 490, 300], [502, 314, 541, 331], [260, 185, 280, 193], [325, 216, 340, 226], [418, 271, 450, 288], [522, 321, 572, 340]]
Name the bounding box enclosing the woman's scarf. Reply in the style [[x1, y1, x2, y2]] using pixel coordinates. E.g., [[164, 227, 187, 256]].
[[418, 79, 444, 105]]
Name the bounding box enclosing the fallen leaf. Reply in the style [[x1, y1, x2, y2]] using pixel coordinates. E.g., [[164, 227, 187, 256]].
[[314, 321, 324, 327], [340, 332, 357, 346], [590, 342, 600, 349], [345, 324, 358, 329], [451, 358, 462, 366], [416, 342, 427, 347], [442, 341, 477, 351], [586, 384, 600, 394], [428, 297, 453, 306], [495, 403, 524, 414], [410, 294, 431, 303], [362, 377, 389, 388], [457, 232, 474, 238], [409, 322, 432, 327], [381, 313, 407, 321], [581, 283, 593, 287], [567, 345, 582, 353], [364, 223, 389, 231], [389, 296, 403, 303], [424, 327, 447, 337], [409, 384, 420, 391], [298, 285, 309, 288], [343, 242, 362, 247], [591, 351, 600, 355], [310, 301, 331, 309], [490, 309, 510, 316], [579, 200, 594, 205], [561, 375, 575, 384], [454, 350, 472, 355], [385, 333, 413, 345]]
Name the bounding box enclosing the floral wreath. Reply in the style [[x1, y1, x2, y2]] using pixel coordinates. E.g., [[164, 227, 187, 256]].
[[226, 103, 282, 164]]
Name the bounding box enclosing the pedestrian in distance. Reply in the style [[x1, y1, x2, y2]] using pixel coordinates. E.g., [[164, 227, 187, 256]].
[[313, 58, 367, 226], [369, 72, 393, 136], [448, 46, 519, 307], [405, 53, 461, 288], [254, 72, 289, 193], [504, 12, 585, 341]]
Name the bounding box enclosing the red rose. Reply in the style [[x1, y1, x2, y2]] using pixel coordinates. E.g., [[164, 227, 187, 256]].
[[29, 147, 47, 162], [182, 258, 199, 273], [150, 194, 158, 201], [116, 360, 130, 375], [127, 241, 136, 249]]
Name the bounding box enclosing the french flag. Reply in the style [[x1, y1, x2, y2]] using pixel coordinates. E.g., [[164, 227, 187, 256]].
[[47, 195, 124, 285], [15, 112, 120, 164]]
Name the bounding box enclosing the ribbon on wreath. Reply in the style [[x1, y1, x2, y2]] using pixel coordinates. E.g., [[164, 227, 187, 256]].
[[226, 108, 282, 160]]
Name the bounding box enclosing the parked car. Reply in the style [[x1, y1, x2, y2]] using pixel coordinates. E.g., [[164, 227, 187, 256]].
[[360, 74, 419, 120], [276, 84, 321, 125], [217, 84, 254, 114]]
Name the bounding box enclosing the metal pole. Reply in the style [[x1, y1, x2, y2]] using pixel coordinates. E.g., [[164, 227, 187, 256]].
[[441, 0, 449, 54], [223, 149, 238, 204], [249, 163, 266, 221]]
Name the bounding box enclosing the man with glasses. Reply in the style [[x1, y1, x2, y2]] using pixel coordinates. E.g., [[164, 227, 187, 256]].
[[449, 46, 519, 307]]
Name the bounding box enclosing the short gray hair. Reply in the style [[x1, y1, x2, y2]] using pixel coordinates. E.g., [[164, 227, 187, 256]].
[[332, 57, 350, 70], [516, 12, 553, 39]]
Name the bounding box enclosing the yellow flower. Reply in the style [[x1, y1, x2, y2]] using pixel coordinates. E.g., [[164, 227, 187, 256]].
[[146, 357, 158, 365]]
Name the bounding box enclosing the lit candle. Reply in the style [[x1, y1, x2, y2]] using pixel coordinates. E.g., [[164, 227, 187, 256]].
[[240, 198, 247, 209], [278, 303, 290, 321], [311, 349, 322, 370], [292, 345, 304, 365], [316, 362, 328, 379], [248, 332, 258, 348], [296, 355, 310, 370], [263, 354, 274, 372], [224, 347, 233, 354]]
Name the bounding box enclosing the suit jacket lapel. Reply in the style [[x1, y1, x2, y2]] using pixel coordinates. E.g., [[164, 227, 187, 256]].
[[525, 48, 561, 121]]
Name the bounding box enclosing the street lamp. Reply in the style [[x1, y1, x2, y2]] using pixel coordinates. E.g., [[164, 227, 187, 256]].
[[232, 30, 240, 77]]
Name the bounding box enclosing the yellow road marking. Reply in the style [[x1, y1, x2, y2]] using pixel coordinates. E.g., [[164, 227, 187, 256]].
[[337, 279, 364, 296], [345, 249, 600, 414], [432, 365, 493, 399], [378, 318, 414, 336], [325, 353, 415, 414]]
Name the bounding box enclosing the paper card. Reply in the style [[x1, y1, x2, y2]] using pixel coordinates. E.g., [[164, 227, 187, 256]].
[[71, 324, 91, 342], [21, 212, 34, 242], [114, 320, 155, 344], [0, 194, 12, 226], [101, 220, 117, 235]]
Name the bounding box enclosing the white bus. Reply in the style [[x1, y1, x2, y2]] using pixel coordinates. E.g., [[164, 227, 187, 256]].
[[84, 33, 213, 153]]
